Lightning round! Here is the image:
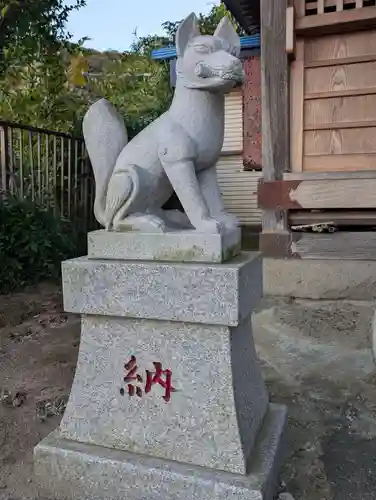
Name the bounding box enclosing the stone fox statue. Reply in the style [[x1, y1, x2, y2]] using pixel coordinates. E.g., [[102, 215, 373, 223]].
[[83, 13, 244, 234]]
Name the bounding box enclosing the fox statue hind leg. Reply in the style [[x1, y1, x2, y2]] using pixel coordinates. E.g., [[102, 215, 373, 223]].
[[105, 165, 166, 232]]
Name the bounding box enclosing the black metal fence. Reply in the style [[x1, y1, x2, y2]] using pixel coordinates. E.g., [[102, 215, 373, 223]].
[[0, 120, 97, 231]]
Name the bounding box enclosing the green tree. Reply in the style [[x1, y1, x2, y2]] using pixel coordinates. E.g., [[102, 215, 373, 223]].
[[0, 2, 242, 136], [0, 0, 85, 73], [163, 3, 245, 39], [85, 52, 172, 139], [130, 34, 171, 56], [0, 46, 89, 133]]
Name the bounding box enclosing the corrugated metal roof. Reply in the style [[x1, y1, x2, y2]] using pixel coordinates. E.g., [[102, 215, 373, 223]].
[[151, 33, 260, 61]]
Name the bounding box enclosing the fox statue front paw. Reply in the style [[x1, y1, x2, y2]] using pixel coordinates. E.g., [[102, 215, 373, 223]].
[[194, 217, 224, 234], [215, 212, 240, 230]]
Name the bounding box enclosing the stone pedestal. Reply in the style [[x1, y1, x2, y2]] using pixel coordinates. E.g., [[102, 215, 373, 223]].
[[34, 231, 287, 500], [88, 228, 241, 263]]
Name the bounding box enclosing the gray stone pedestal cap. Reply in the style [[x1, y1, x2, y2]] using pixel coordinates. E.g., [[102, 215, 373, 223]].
[[62, 252, 262, 326]]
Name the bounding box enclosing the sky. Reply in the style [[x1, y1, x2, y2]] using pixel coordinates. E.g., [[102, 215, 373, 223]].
[[65, 0, 220, 52]]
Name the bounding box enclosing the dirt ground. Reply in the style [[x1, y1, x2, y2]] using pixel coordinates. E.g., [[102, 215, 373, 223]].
[[0, 284, 80, 500], [0, 284, 375, 500]]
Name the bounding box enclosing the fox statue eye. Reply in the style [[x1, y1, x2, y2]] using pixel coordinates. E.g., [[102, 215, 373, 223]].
[[195, 44, 211, 54]]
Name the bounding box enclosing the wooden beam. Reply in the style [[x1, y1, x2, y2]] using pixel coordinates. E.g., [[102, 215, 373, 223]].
[[286, 6, 296, 57], [284, 170, 376, 180], [303, 154, 376, 172], [317, 0, 325, 15], [295, 6, 376, 36], [292, 232, 376, 260], [304, 120, 376, 131], [290, 40, 304, 172], [261, 0, 289, 181], [305, 87, 376, 100], [258, 177, 376, 209], [293, 0, 305, 18], [289, 210, 376, 226], [260, 231, 293, 258], [243, 56, 262, 169], [260, 0, 290, 256], [305, 54, 376, 69]]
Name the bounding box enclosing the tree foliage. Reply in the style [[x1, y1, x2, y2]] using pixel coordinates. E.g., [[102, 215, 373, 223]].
[[131, 3, 245, 55], [0, 3, 240, 136], [0, 0, 86, 73], [84, 52, 172, 139], [0, 49, 88, 133], [0, 196, 84, 292], [161, 2, 245, 41], [0, 0, 89, 132]]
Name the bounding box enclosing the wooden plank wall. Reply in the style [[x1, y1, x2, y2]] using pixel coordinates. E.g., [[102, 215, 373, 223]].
[[290, 29, 376, 172], [222, 90, 243, 153], [293, 232, 376, 260], [218, 89, 263, 226], [217, 158, 262, 225]]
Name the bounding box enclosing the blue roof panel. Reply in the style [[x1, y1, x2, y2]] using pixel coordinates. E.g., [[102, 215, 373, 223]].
[[151, 33, 260, 60]]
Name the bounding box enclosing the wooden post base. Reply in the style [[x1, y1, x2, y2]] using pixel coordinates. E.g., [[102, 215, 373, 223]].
[[259, 231, 293, 258]]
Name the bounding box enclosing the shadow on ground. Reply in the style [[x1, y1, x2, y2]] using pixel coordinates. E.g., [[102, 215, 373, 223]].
[[0, 285, 375, 499]]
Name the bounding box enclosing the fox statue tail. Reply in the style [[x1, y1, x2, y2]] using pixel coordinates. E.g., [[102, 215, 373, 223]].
[[83, 99, 128, 227]]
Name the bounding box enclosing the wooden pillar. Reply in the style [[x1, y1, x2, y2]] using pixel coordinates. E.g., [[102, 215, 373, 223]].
[[243, 56, 262, 170], [259, 0, 292, 257]]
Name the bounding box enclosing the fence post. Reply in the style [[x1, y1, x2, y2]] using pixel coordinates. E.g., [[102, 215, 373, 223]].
[[0, 123, 9, 198]]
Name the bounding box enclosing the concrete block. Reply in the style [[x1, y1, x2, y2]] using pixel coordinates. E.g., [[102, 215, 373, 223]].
[[264, 258, 376, 300]]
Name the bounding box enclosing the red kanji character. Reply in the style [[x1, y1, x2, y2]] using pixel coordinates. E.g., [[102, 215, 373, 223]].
[[145, 362, 175, 403], [121, 356, 143, 398]]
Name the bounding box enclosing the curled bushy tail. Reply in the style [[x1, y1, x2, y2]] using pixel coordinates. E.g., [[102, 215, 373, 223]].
[[83, 99, 128, 227]]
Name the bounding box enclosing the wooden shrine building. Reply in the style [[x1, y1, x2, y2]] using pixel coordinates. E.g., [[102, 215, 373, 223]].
[[225, 0, 376, 260]]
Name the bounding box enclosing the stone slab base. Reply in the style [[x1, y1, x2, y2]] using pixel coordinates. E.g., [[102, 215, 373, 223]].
[[34, 403, 287, 500], [87, 228, 241, 263]]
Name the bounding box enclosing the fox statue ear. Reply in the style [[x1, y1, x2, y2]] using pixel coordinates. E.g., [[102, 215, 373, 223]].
[[176, 12, 200, 57], [214, 16, 240, 56]]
